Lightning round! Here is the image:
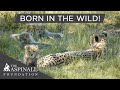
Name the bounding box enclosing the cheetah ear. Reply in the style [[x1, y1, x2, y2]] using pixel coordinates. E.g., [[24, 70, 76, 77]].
[[25, 45, 30, 50], [35, 45, 39, 48], [94, 35, 99, 42], [102, 32, 107, 37]]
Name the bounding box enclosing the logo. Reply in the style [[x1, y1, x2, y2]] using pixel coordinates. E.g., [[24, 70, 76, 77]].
[[3, 63, 10, 72], [3, 63, 38, 77]]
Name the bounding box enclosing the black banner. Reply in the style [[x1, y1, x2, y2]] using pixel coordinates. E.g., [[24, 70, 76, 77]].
[[15, 14, 105, 23], [0, 53, 53, 79]]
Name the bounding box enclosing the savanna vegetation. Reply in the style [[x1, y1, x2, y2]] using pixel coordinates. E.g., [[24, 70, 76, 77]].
[[0, 11, 120, 79]]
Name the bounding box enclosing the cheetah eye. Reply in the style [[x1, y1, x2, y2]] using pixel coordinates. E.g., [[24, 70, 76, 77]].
[[33, 51, 35, 52], [101, 39, 104, 41], [28, 51, 31, 52]]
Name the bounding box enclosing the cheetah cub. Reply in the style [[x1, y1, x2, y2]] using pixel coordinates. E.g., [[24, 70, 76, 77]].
[[21, 45, 39, 66]]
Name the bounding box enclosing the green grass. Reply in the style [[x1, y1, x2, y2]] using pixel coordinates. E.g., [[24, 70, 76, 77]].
[[0, 11, 120, 79]]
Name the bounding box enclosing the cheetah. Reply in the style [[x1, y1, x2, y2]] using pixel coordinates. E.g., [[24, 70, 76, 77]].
[[19, 32, 36, 48], [25, 23, 42, 40], [20, 45, 39, 66], [88, 32, 107, 48], [10, 23, 42, 42], [10, 32, 32, 48], [19, 32, 52, 49], [27, 23, 64, 40], [23, 23, 47, 41], [36, 32, 107, 68], [10, 31, 51, 49], [10, 34, 20, 42], [37, 24, 64, 39]]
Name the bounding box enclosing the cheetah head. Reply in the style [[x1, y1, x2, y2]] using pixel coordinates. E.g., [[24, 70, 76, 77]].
[[25, 45, 39, 59], [35, 24, 46, 35], [92, 33, 107, 50], [26, 25, 34, 33], [19, 32, 31, 44], [89, 32, 107, 48]]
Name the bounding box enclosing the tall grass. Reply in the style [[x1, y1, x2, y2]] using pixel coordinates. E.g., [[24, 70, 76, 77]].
[[0, 11, 120, 79]]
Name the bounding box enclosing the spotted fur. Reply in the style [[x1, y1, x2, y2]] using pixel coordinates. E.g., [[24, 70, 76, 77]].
[[37, 33, 107, 68]]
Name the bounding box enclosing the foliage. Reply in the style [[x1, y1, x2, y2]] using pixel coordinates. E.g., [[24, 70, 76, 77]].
[[0, 11, 120, 79]]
